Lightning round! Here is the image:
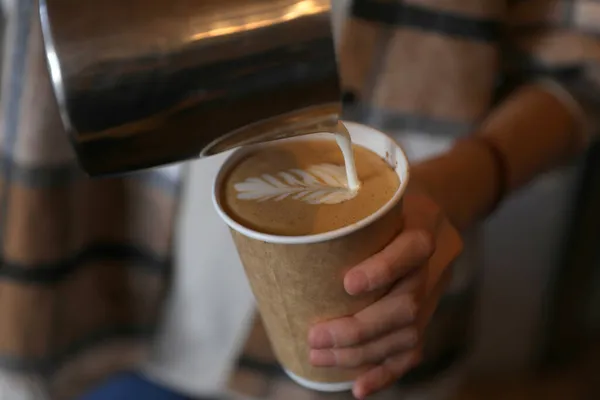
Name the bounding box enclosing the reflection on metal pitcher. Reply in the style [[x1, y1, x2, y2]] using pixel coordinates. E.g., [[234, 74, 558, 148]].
[[39, 0, 341, 176]]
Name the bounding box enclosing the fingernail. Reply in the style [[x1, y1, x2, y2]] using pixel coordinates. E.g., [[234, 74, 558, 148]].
[[310, 350, 337, 367], [345, 270, 369, 295], [309, 327, 335, 348]]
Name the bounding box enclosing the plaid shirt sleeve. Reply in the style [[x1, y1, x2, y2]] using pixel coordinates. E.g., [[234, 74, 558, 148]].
[[507, 0, 600, 141], [0, 2, 183, 398]]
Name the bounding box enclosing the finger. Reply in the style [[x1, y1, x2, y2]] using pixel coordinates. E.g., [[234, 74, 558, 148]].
[[344, 230, 435, 295], [352, 350, 422, 399], [310, 272, 423, 349], [309, 278, 421, 349], [310, 328, 418, 368]]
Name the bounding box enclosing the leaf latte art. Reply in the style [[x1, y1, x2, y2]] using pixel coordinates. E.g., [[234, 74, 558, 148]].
[[234, 164, 358, 205]]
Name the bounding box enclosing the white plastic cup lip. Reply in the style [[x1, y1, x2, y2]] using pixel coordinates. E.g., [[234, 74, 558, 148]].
[[212, 121, 411, 245], [284, 369, 354, 393]]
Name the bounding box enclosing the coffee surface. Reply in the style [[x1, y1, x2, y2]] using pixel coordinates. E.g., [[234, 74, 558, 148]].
[[222, 138, 400, 236]]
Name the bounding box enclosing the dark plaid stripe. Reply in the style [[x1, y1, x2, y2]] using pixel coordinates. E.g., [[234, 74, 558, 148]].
[[503, 35, 591, 70], [499, 65, 587, 97], [513, 64, 587, 82], [351, 0, 501, 42], [0, 243, 170, 284], [0, 324, 155, 374], [0, 154, 181, 195], [3, 159, 83, 187], [501, 43, 587, 83]]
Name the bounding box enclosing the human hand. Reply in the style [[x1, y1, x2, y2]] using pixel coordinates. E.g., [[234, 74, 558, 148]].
[[308, 191, 463, 399]]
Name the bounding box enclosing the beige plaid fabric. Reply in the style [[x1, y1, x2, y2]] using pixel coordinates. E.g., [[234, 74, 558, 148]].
[[0, 1, 181, 399], [1, 0, 599, 400]]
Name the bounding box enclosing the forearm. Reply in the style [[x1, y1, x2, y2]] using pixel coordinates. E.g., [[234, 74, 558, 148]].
[[412, 83, 587, 231]]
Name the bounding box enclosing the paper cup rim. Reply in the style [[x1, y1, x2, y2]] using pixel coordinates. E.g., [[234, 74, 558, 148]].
[[284, 369, 354, 392], [212, 121, 410, 245]]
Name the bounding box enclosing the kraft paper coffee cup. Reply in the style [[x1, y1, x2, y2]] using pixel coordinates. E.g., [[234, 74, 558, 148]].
[[213, 122, 410, 392]]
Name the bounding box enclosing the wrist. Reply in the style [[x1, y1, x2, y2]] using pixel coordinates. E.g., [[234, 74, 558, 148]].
[[409, 140, 499, 231], [478, 84, 582, 190], [453, 135, 508, 216]]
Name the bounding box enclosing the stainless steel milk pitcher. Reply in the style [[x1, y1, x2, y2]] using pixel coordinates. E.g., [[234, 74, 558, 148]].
[[39, 0, 341, 176]]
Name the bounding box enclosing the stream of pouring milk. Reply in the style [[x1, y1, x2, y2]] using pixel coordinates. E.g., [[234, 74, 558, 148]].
[[233, 121, 361, 205], [334, 121, 361, 192]]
